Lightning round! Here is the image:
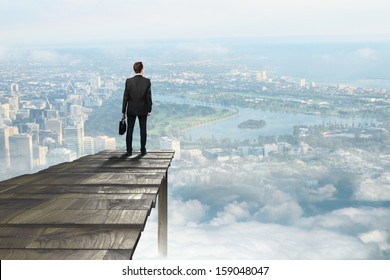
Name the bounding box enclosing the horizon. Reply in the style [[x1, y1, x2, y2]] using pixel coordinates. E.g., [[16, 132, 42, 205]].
[[1, 0, 390, 46]]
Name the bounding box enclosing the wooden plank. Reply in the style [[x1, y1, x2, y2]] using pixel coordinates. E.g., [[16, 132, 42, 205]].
[[0, 198, 47, 210], [40, 168, 168, 174], [0, 227, 141, 250], [2, 172, 164, 186], [80, 173, 164, 186], [78, 152, 175, 161], [3, 209, 149, 228], [98, 150, 174, 154], [0, 209, 25, 223], [0, 185, 160, 194], [0, 193, 151, 200], [41, 160, 172, 171], [0, 174, 31, 186], [0, 197, 155, 211], [0, 249, 133, 260]]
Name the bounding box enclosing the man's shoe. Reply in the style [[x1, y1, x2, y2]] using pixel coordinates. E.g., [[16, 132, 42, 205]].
[[140, 149, 147, 155], [126, 151, 132, 157]]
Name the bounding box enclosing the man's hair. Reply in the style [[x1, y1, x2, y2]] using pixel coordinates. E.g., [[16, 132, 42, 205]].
[[133, 62, 143, 73]]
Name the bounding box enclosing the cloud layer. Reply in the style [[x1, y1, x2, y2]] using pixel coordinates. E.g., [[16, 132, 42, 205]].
[[134, 154, 390, 260]]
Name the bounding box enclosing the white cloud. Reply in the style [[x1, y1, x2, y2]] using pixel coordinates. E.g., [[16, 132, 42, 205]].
[[210, 201, 250, 225], [299, 207, 390, 236], [170, 199, 209, 226], [354, 174, 390, 201], [134, 219, 378, 260], [257, 202, 303, 224], [359, 230, 390, 251], [255, 188, 303, 223]]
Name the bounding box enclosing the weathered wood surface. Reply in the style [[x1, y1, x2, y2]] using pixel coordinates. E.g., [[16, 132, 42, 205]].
[[0, 249, 133, 260], [0, 185, 160, 194], [0, 197, 155, 210], [0, 150, 174, 260], [0, 227, 141, 249], [0, 172, 165, 186], [42, 159, 173, 171]]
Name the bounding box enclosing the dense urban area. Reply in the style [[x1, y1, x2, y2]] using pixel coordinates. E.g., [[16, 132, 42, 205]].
[[1, 49, 389, 179]]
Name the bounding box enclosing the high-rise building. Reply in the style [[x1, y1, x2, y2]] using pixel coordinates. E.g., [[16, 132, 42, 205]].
[[9, 134, 33, 171], [47, 148, 77, 166], [46, 109, 59, 119], [300, 79, 306, 88], [8, 96, 19, 120], [9, 96, 19, 110], [96, 76, 102, 88], [24, 123, 40, 145], [45, 119, 63, 145], [0, 104, 10, 119], [160, 136, 180, 159], [256, 71, 268, 81], [33, 145, 48, 167], [40, 130, 60, 149], [0, 126, 19, 168], [64, 123, 84, 157], [70, 105, 83, 117], [83, 136, 95, 155], [94, 136, 116, 153]]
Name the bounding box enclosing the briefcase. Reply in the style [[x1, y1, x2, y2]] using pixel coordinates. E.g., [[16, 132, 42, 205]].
[[119, 118, 126, 135]]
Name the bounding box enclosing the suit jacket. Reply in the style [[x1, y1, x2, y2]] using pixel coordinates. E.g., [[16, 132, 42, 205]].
[[122, 75, 152, 116]]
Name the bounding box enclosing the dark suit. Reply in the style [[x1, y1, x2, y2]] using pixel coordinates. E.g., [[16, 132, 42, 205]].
[[122, 74, 152, 153]]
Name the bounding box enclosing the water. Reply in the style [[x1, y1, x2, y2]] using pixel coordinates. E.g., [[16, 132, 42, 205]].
[[181, 107, 363, 141]]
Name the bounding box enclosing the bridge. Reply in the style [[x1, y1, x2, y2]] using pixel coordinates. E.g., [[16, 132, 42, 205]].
[[0, 150, 174, 260]]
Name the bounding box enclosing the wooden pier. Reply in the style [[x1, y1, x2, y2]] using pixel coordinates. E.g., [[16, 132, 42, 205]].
[[0, 150, 174, 260]]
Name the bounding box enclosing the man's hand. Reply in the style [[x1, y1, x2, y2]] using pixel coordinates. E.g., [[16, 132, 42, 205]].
[[122, 113, 126, 119], [147, 112, 151, 116]]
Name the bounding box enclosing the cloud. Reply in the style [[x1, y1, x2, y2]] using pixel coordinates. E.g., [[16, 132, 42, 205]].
[[210, 201, 250, 225], [354, 174, 390, 201], [298, 207, 390, 236], [130, 153, 390, 260], [134, 219, 378, 260], [359, 230, 390, 251], [170, 199, 209, 226]]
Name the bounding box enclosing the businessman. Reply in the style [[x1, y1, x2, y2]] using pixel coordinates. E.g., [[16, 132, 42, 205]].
[[122, 62, 152, 156]]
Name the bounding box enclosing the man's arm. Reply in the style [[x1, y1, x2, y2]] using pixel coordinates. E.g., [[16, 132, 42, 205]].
[[146, 80, 152, 113], [122, 80, 129, 116]]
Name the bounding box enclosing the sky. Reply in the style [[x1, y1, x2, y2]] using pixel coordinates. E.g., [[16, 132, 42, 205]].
[[1, 0, 390, 46]]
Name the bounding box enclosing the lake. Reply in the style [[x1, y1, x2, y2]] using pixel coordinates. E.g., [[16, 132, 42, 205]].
[[154, 94, 367, 141]]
